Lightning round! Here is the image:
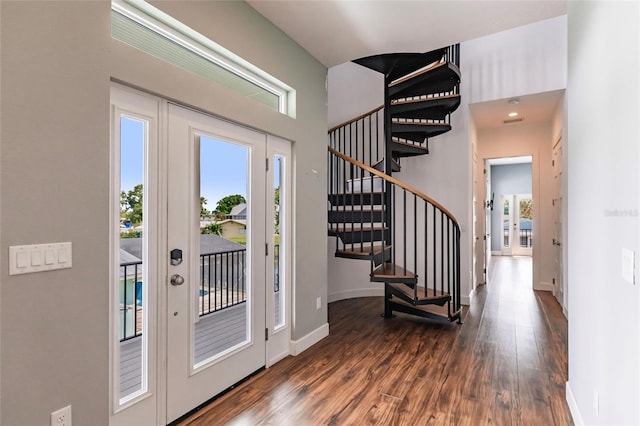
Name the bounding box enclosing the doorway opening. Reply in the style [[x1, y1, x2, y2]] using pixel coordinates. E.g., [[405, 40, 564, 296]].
[[485, 156, 533, 286]]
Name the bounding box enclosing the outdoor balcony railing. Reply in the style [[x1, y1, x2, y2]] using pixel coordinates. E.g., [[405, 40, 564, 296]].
[[502, 229, 533, 249], [120, 245, 280, 341]]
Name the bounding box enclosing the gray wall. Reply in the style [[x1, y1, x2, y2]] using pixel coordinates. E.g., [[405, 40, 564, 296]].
[[567, 1, 639, 424], [0, 1, 327, 424], [490, 163, 532, 251]]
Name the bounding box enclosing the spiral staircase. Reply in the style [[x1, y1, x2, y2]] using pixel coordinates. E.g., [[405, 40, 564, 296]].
[[327, 45, 463, 323]]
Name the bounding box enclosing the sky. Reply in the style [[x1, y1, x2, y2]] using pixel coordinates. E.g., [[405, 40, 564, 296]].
[[120, 117, 279, 214]]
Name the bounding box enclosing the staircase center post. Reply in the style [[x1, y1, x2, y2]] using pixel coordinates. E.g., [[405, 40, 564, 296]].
[[383, 76, 394, 267]]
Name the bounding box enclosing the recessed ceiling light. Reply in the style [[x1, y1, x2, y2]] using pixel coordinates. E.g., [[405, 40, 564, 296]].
[[508, 112, 518, 117]]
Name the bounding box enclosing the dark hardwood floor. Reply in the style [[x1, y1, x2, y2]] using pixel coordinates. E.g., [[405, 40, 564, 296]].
[[180, 256, 573, 425]]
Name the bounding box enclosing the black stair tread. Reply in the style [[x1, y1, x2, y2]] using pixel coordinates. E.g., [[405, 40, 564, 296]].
[[372, 158, 401, 173], [391, 139, 429, 157], [328, 209, 384, 224], [335, 245, 391, 259], [390, 94, 461, 120], [328, 224, 388, 231], [388, 62, 461, 99], [390, 297, 454, 319], [352, 48, 446, 80], [328, 192, 384, 206], [372, 263, 416, 280], [392, 122, 451, 140], [388, 282, 450, 304]]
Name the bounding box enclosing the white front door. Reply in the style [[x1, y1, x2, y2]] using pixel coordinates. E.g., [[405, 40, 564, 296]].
[[166, 104, 267, 423], [111, 87, 291, 425]]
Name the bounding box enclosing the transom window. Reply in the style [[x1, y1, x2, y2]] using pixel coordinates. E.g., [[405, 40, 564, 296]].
[[111, 0, 295, 116]]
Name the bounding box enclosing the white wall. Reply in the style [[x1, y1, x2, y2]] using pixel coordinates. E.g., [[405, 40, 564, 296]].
[[326, 61, 386, 301], [463, 16, 567, 105], [1, 1, 327, 424], [328, 62, 383, 128], [566, 2, 639, 424]]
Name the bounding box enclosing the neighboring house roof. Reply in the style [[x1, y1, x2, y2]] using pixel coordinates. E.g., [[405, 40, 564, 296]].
[[119, 235, 245, 262], [200, 234, 245, 253], [218, 219, 247, 227], [120, 238, 143, 260], [226, 203, 247, 219], [120, 248, 141, 264]]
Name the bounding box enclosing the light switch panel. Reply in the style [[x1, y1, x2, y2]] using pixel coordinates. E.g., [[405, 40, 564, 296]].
[[9, 242, 72, 275]]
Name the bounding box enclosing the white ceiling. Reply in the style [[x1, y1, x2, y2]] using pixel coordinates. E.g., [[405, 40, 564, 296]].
[[469, 89, 564, 130], [248, 1, 567, 68]]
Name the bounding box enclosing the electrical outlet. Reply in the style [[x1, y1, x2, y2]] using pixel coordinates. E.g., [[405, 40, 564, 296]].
[[51, 405, 72, 426], [316, 297, 321, 310]]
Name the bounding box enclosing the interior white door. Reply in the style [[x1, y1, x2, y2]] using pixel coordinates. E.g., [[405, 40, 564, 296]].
[[473, 152, 485, 286], [485, 164, 492, 279], [166, 104, 267, 423], [552, 137, 564, 306]]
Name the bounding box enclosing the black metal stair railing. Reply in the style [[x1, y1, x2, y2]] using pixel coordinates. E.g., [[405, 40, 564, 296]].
[[328, 105, 384, 169], [328, 146, 462, 319]]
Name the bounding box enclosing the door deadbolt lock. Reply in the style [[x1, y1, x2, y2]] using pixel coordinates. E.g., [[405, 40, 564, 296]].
[[170, 248, 183, 266], [170, 274, 185, 286]]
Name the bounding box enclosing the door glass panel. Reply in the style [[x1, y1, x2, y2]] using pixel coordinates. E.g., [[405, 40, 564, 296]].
[[118, 116, 147, 401], [519, 197, 533, 248], [194, 136, 250, 367], [273, 155, 284, 329], [503, 199, 510, 248]]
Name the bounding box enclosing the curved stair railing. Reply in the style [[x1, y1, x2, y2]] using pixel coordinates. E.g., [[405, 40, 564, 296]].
[[328, 146, 461, 322], [327, 44, 462, 323]]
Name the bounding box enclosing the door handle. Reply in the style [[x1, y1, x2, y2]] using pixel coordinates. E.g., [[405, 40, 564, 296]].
[[170, 274, 185, 286]]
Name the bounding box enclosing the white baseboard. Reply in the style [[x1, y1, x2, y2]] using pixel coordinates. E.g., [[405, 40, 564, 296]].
[[566, 381, 583, 425], [461, 291, 473, 306], [328, 287, 383, 303], [267, 349, 290, 367], [534, 281, 554, 292], [290, 323, 329, 356], [491, 251, 502, 256]]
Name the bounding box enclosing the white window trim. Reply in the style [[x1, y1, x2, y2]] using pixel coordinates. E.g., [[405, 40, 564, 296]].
[[112, 0, 295, 116]]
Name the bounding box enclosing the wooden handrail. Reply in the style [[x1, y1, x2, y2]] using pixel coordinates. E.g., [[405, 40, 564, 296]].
[[328, 105, 384, 134], [327, 146, 459, 227]]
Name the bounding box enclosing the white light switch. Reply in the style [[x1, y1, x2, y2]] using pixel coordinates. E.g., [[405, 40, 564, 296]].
[[31, 250, 43, 266], [622, 248, 635, 285], [45, 249, 56, 265], [58, 247, 69, 264], [16, 251, 29, 268], [9, 242, 72, 275]]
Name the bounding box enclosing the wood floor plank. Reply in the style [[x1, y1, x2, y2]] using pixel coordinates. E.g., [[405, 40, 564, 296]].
[[178, 257, 573, 426]]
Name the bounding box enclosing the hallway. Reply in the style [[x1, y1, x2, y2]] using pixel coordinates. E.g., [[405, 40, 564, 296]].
[[180, 256, 572, 425]]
